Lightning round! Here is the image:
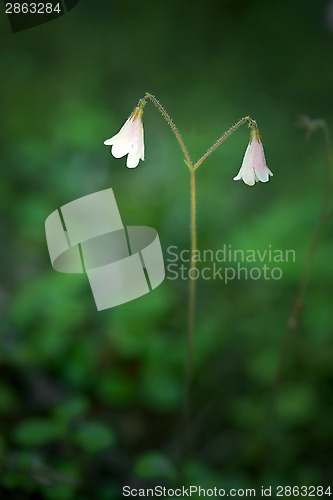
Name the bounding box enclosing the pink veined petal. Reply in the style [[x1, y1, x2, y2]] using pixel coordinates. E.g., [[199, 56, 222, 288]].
[[255, 167, 272, 183], [126, 115, 144, 166], [252, 138, 273, 182], [138, 120, 145, 160], [255, 160, 273, 182], [137, 123, 145, 161], [234, 136, 272, 186]]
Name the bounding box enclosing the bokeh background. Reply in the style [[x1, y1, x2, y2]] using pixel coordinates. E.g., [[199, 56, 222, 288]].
[[1, 0, 333, 498]]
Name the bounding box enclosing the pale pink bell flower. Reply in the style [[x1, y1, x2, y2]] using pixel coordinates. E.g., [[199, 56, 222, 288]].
[[104, 106, 145, 168], [233, 132, 273, 186]]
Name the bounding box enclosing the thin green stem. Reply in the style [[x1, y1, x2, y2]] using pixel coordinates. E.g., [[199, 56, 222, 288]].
[[193, 116, 256, 171], [145, 93, 193, 169], [181, 170, 197, 468], [289, 120, 331, 326], [266, 119, 332, 453], [188, 171, 197, 394], [189, 170, 197, 353]]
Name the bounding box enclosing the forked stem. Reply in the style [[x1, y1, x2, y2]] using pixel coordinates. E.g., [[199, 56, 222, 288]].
[[142, 93, 257, 473]]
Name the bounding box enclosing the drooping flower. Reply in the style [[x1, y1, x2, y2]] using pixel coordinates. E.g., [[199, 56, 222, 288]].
[[104, 105, 145, 168], [233, 131, 273, 186]]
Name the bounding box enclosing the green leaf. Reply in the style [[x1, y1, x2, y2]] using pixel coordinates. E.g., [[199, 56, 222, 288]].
[[97, 371, 134, 405], [13, 418, 64, 447], [134, 452, 175, 480], [53, 397, 89, 423], [43, 483, 76, 500], [73, 422, 115, 452], [0, 383, 18, 415]]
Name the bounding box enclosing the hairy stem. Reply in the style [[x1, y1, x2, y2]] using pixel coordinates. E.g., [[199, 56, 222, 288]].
[[193, 116, 256, 171], [145, 93, 193, 169], [181, 170, 197, 468], [188, 170, 197, 404]]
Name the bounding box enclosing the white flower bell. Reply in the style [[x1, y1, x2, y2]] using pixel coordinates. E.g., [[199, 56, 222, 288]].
[[233, 131, 273, 186], [104, 106, 145, 168]]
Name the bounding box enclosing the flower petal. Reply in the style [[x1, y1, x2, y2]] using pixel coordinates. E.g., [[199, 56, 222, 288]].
[[104, 134, 117, 145], [111, 137, 132, 158], [104, 106, 145, 167], [252, 138, 272, 182], [233, 167, 243, 181], [126, 147, 140, 168], [126, 140, 144, 168], [241, 165, 256, 186], [242, 141, 255, 167], [235, 135, 272, 186]]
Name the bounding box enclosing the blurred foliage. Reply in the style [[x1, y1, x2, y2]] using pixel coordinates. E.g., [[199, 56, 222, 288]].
[[1, 0, 333, 498]]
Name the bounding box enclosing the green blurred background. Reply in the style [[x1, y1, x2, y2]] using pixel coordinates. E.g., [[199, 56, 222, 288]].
[[1, 0, 333, 498]]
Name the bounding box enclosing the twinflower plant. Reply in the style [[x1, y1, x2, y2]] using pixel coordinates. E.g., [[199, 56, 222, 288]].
[[104, 92, 273, 465]]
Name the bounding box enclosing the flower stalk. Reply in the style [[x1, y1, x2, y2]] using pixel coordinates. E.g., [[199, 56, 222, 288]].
[[193, 116, 256, 171], [266, 117, 332, 454], [144, 93, 193, 170], [288, 117, 331, 328]]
